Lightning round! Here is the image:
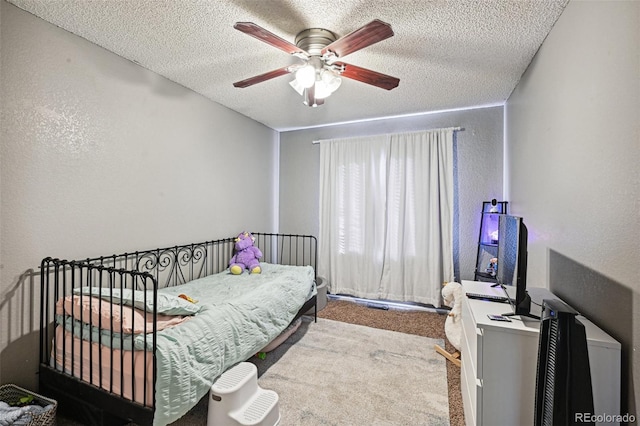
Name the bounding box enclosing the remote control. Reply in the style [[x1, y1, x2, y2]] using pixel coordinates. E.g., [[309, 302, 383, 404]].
[[487, 314, 511, 322]]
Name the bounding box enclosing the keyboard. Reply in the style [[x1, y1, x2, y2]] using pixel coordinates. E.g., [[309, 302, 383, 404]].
[[465, 292, 510, 303]]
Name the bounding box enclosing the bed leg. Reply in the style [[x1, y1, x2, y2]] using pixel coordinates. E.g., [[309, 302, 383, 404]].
[[314, 301, 317, 322]]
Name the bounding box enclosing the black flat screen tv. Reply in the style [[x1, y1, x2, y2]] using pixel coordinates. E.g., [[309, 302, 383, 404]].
[[497, 214, 539, 319]]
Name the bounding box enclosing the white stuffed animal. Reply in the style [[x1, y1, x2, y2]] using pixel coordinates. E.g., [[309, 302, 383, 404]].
[[441, 281, 463, 352]]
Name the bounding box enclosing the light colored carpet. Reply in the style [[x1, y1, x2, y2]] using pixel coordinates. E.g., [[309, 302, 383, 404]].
[[253, 317, 450, 426]]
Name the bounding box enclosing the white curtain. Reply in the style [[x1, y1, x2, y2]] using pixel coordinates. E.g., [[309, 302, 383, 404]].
[[318, 128, 455, 307]]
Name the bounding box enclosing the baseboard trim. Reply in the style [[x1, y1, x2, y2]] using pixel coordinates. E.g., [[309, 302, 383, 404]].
[[327, 294, 449, 314]]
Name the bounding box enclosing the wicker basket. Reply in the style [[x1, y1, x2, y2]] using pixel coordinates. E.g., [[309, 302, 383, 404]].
[[0, 384, 57, 426]]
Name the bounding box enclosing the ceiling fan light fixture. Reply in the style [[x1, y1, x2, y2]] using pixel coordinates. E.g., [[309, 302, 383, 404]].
[[303, 85, 324, 107], [321, 69, 342, 92], [303, 85, 314, 106], [295, 64, 316, 88], [308, 97, 324, 107], [289, 78, 305, 96], [314, 81, 332, 99], [315, 69, 342, 100]]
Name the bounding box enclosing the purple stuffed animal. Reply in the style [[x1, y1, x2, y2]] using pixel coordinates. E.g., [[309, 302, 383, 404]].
[[229, 232, 263, 274]]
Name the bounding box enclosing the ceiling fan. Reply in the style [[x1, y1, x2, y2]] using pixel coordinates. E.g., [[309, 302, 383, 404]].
[[233, 20, 400, 107]]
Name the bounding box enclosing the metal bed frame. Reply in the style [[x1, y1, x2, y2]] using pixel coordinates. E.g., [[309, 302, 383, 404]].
[[39, 233, 317, 425]]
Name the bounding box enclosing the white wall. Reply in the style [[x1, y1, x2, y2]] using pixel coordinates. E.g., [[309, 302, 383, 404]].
[[0, 2, 278, 389], [506, 0, 639, 414], [279, 106, 504, 284]]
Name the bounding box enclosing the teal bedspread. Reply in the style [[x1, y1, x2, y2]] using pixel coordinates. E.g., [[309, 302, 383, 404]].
[[150, 263, 315, 426]]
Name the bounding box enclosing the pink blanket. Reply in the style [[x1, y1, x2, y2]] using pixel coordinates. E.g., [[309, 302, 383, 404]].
[[56, 295, 189, 334], [52, 326, 154, 406]]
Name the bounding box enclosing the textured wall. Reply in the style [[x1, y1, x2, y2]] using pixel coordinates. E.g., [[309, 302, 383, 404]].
[[279, 106, 504, 285], [0, 2, 278, 389], [505, 0, 639, 414]]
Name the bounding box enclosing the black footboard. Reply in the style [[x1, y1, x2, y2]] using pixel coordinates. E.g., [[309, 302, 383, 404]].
[[252, 233, 318, 322], [252, 233, 318, 277], [39, 258, 158, 425], [40, 233, 317, 425]]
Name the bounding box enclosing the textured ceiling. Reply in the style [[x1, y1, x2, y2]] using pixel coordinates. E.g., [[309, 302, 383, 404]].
[[8, 0, 569, 131]]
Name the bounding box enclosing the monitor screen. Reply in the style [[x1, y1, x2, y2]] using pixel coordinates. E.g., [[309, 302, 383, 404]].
[[496, 215, 520, 288], [497, 214, 538, 319]]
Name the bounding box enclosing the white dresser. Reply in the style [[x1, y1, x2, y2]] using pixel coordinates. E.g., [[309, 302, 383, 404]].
[[460, 280, 621, 426]]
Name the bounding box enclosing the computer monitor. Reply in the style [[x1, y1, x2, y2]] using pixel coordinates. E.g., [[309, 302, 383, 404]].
[[497, 214, 538, 319]]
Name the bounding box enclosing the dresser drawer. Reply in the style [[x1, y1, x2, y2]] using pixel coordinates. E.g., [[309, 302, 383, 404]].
[[461, 353, 474, 425], [461, 339, 481, 426], [462, 297, 478, 370]]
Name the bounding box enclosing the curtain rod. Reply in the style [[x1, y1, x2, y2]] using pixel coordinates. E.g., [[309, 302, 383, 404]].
[[311, 126, 463, 144]]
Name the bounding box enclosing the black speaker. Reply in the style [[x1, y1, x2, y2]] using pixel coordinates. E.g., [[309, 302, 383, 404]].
[[535, 299, 594, 426]]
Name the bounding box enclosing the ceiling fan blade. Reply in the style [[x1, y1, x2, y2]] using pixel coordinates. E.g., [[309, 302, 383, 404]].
[[234, 22, 308, 56], [334, 62, 399, 90], [321, 19, 394, 59], [233, 66, 293, 88]]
